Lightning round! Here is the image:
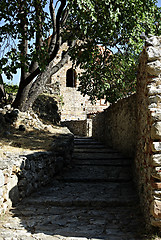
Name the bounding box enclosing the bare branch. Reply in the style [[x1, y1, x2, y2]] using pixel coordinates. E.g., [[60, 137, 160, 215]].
[[23, 39, 76, 89], [35, 1, 43, 49], [50, 0, 56, 34], [55, 0, 60, 9], [49, 0, 67, 61], [29, 0, 43, 74], [56, 0, 67, 38], [48, 0, 57, 54], [18, 0, 29, 82], [61, 5, 69, 27]]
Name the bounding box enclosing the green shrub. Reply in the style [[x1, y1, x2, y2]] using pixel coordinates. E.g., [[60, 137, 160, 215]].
[[4, 83, 18, 94]]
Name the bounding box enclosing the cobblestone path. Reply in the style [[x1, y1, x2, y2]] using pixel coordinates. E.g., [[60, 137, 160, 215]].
[[0, 137, 148, 240]]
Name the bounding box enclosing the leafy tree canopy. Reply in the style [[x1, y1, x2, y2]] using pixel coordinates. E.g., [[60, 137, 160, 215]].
[[0, 0, 161, 108], [67, 0, 161, 102], [0, 0, 51, 78]]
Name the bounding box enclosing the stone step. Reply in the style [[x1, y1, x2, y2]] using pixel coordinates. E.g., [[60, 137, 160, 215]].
[[0, 137, 146, 240], [73, 158, 130, 166], [74, 140, 103, 145], [10, 205, 144, 239], [74, 137, 94, 140], [73, 152, 126, 159], [74, 144, 107, 149], [56, 165, 132, 182], [74, 148, 117, 153], [21, 181, 137, 208]]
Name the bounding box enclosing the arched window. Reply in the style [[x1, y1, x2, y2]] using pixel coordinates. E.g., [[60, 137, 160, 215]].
[[66, 68, 77, 87]]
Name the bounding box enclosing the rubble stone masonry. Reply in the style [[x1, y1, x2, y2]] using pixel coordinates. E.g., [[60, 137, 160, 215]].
[[92, 36, 161, 228], [136, 36, 161, 228], [0, 109, 74, 214], [49, 42, 109, 122]]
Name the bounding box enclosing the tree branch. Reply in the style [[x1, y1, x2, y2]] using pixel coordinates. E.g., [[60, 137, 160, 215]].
[[18, 1, 68, 95], [61, 5, 69, 27], [29, 0, 43, 73], [18, 0, 29, 82], [21, 39, 76, 89], [49, 0, 67, 61], [48, 0, 57, 54]]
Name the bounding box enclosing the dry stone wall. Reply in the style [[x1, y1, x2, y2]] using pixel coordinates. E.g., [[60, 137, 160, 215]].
[[136, 36, 161, 228], [61, 119, 93, 137], [92, 94, 137, 157], [0, 133, 74, 215], [61, 120, 87, 136], [92, 36, 161, 228]]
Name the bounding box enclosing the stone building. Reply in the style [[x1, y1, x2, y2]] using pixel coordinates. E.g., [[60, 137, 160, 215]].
[[48, 42, 109, 122]]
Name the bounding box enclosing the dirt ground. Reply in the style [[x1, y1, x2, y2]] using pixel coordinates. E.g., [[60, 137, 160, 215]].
[[0, 123, 69, 157]]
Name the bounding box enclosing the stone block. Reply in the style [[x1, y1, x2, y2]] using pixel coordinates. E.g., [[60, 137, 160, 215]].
[[0, 196, 4, 206], [151, 109, 161, 122], [151, 122, 161, 140], [6, 175, 19, 205], [153, 190, 161, 196], [2, 202, 10, 213], [151, 181, 161, 189], [0, 188, 3, 197], [151, 217, 161, 227], [152, 142, 161, 152], [12, 165, 20, 174], [146, 36, 161, 47], [148, 103, 158, 109], [146, 46, 161, 61], [18, 178, 28, 188], [151, 154, 161, 166], [147, 84, 161, 95], [0, 170, 4, 187], [152, 166, 161, 180], [151, 200, 161, 219], [147, 60, 161, 76], [149, 95, 161, 105]]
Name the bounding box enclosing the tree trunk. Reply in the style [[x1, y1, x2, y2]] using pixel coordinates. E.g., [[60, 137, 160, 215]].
[[20, 74, 46, 112], [19, 52, 69, 112], [11, 0, 69, 112], [12, 80, 33, 109], [0, 75, 6, 104]]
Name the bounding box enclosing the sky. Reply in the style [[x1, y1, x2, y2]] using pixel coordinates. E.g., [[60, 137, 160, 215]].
[[158, 0, 161, 7], [3, 0, 161, 86]]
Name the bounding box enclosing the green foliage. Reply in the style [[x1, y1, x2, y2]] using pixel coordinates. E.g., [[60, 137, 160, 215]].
[[4, 83, 18, 94], [68, 0, 161, 103], [1, 0, 161, 104], [0, 0, 51, 79]]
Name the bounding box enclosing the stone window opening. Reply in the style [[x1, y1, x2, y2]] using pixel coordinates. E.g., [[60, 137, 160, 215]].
[[62, 50, 66, 59], [66, 68, 77, 87]]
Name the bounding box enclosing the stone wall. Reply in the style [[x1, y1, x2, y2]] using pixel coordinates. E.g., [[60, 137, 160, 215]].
[[61, 120, 87, 136], [33, 94, 61, 125], [92, 93, 137, 157], [49, 42, 109, 121], [0, 133, 74, 214], [135, 36, 161, 228], [61, 119, 92, 137], [92, 36, 161, 228]]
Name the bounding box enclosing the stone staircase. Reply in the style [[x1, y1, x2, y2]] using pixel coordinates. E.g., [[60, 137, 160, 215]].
[[0, 137, 147, 240]]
